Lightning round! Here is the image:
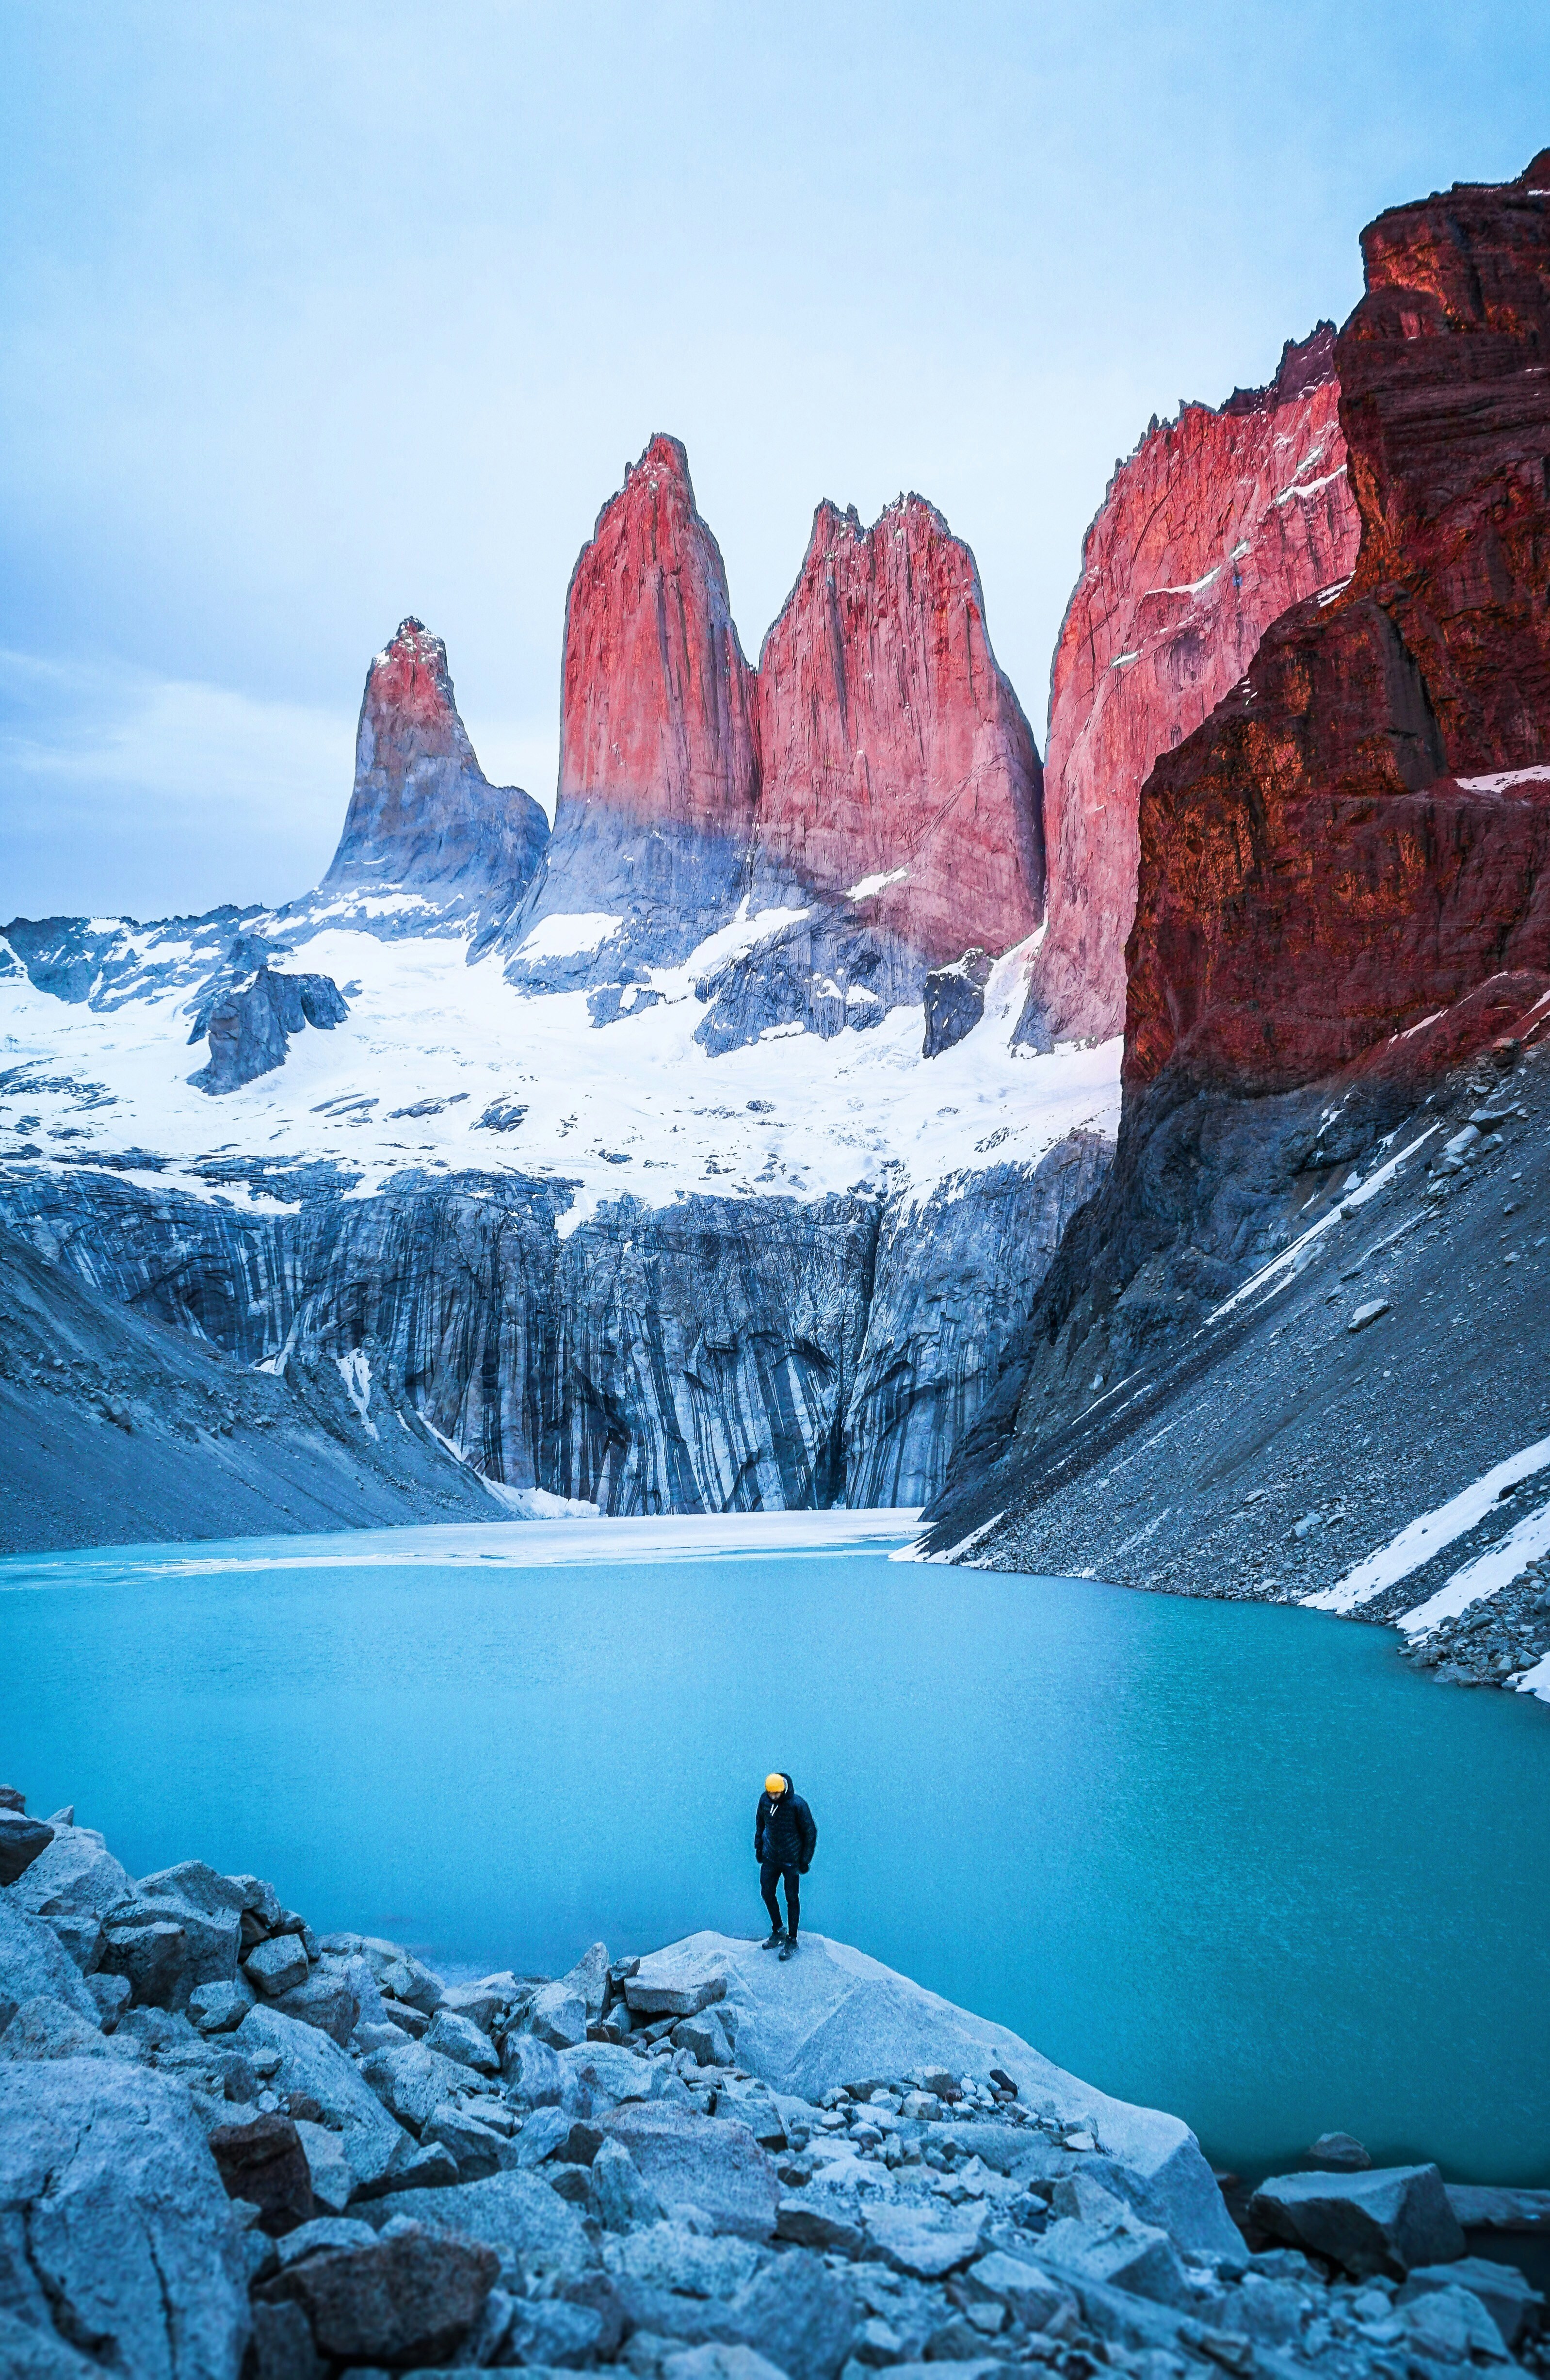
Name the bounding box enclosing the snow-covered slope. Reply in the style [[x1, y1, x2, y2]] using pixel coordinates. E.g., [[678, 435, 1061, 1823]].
[[0, 899, 1115, 1231]]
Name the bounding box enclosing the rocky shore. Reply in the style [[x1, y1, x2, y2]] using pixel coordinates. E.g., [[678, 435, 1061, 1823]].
[[2, 1791, 1547, 2379]]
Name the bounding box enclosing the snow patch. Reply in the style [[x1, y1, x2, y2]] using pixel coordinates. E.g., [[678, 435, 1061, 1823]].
[[517, 911, 622, 960], [1398, 1494, 1550, 1635], [1306, 1436, 1550, 1614], [843, 867, 909, 902], [335, 1349, 380, 1440], [1453, 766, 1550, 795]]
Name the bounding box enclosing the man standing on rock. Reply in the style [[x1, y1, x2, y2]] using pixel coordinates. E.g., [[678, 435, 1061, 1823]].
[[756, 1771, 816, 1961]]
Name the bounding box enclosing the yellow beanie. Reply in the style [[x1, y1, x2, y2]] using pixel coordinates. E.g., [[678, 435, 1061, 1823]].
[[765, 1773, 786, 1795]]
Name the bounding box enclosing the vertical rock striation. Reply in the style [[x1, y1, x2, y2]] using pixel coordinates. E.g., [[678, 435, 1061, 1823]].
[[325, 618, 549, 923], [1024, 328, 1360, 1047]]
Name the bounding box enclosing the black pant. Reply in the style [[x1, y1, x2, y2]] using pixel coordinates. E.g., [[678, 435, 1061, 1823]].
[[760, 1859, 801, 1940]]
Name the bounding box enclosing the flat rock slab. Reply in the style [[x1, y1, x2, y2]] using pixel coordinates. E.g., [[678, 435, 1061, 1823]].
[[238, 2005, 404, 2190], [0, 1897, 101, 2030], [357, 2168, 589, 2288], [264, 2229, 498, 2365], [0, 2056, 250, 2380], [863, 2202, 987, 2279], [1402, 2257, 1546, 2350], [600, 2103, 781, 2240], [630, 1931, 1238, 2260], [1249, 2163, 1467, 2279]]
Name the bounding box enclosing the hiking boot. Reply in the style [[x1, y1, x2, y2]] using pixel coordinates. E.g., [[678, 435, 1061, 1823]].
[[778, 1936, 798, 1961], [760, 1928, 784, 1950]]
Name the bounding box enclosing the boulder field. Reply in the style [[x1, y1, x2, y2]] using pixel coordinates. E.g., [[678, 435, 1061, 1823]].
[[3, 1789, 1543, 2379]]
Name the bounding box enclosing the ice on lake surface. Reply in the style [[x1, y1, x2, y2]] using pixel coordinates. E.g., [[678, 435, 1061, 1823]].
[[2, 1511, 1547, 2184]]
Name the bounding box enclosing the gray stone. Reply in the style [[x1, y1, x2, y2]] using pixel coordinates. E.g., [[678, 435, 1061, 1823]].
[[0, 1895, 100, 2033], [1035, 2205, 1191, 2306], [359, 2037, 469, 2134], [423, 2005, 501, 2074], [0, 1813, 57, 1887], [267, 1970, 356, 2044], [511, 2104, 575, 2166], [964, 2249, 1076, 2331], [626, 1943, 732, 2019], [592, 2137, 667, 2231], [85, 1970, 131, 2029], [559, 1938, 611, 2019], [1248, 2162, 1467, 2278], [503, 2028, 565, 2102], [0, 2056, 250, 2378], [246, 1932, 312, 1997], [605, 2219, 766, 2299], [439, 1972, 522, 2034], [190, 1977, 257, 2033], [240, 2006, 404, 2191], [359, 2168, 590, 2288], [375, 1949, 445, 2015], [1305, 2129, 1371, 2170], [244, 2299, 325, 2380], [1397, 2281, 1511, 2363], [271, 2214, 380, 2269], [776, 2196, 865, 2256], [98, 1915, 188, 2008], [674, 2008, 734, 2067], [293, 2119, 355, 2217], [353, 2136, 460, 2199], [503, 2295, 605, 2366], [662, 2349, 789, 2380], [423, 2099, 504, 2181], [263, 2228, 498, 2366], [863, 2203, 987, 2279], [529, 1980, 589, 2048], [1231, 2272, 1308, 2344], [560, 2040, 654, 2105], [601, 2103, 781, 2240], [8, 1826, 134, 1972], [1401, 2257, 1545, 2351], [0, 1993, 113, 2061], [0, 2308, 101, 2379], [727, 2250, 856, 2380]]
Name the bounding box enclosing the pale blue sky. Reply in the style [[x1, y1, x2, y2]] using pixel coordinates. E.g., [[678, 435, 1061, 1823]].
[[2, 1, 1545, 920]]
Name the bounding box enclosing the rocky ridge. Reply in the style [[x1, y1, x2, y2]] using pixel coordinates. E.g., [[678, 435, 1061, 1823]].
[[326, 617, 550, 934], [1023, 326, 1360, 1048], [927, 154, 1550, 1639], [3, 1787, 1544, 2379], [507, 437, 1043, 1048]]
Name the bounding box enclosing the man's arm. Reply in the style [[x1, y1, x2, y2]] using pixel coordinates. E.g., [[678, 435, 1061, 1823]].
[[754, 1797, 765, 1861], [797, 1799, 816, 1869]]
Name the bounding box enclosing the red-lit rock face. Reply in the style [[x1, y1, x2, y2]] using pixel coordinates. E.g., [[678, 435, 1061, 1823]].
[[1126, 154, 1550, 1098], [327, 618, 548, 900], [755, 497, 1043, 967], [557, 434, 760, 842], [1029, 327, 1361, 1042]]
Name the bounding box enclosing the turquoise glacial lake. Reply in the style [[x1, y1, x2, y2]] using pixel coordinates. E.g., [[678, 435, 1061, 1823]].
[[2, 1512, 1547, 2185]]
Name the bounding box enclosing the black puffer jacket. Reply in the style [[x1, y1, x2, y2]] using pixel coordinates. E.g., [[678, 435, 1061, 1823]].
[[755, 1774, 816, 1871]]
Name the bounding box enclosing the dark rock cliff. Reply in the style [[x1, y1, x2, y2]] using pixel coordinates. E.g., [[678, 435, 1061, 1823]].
[[0, 1137, 1104, 1530], [924, 152, 1550, 1585]]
